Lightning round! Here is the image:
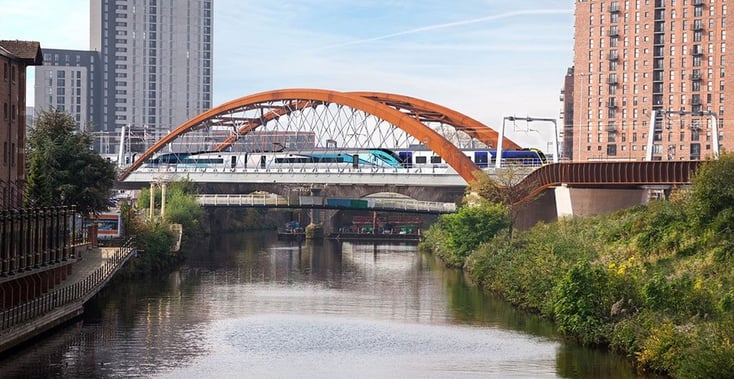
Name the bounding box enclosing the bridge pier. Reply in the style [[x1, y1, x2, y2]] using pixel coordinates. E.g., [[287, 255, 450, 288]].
[[307, 188, 324, 239], [554, 187, 649, 218], [515, 186, 658, 230]]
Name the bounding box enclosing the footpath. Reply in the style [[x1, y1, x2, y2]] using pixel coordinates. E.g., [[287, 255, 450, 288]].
[[0, 245, 131, 353]]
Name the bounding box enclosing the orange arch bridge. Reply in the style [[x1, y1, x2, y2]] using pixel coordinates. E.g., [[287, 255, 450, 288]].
[[119, 88, 521, 183]]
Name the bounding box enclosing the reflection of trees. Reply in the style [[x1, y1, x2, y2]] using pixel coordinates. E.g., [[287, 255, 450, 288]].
[[439, 252, 556, 337], [555, 344, 646, 379]]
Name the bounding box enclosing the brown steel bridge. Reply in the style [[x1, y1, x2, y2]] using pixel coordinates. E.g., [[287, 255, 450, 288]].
[[512, 160, 701, 205]]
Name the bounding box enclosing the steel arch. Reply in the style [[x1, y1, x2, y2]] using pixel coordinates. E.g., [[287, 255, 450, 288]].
[[119, 89, 485, 183], [348, 92, 521, 150]]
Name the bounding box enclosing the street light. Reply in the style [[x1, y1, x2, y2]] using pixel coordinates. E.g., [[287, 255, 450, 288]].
[[496, 116, 560, 168]]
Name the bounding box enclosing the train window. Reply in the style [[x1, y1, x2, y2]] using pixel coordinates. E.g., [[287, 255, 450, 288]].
[[430, 156, 442, 164], [415, 156, 427, 164]]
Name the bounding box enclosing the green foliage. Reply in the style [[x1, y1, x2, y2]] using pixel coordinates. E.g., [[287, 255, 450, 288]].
[[136, 179, 204, 233], [424, 156, 734, 377], [127, 221, 177, 274], [25, 109, 117, 215], [687, 153, 734, 235], [553, 261, 611, 345], [437, 199, 509, 266]]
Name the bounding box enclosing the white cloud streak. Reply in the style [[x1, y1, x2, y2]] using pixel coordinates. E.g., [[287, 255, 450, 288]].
[[315, 8, 573, 51]]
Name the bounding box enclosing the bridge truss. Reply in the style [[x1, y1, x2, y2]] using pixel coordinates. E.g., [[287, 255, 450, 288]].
[[120, 89, 521, 183]]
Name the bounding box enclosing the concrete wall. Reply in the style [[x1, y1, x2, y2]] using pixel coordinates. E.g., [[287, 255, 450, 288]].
[[515, 186, 650, 230]]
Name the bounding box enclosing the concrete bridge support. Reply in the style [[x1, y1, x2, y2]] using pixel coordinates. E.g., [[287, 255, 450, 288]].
[[514, 186, 652, 230]]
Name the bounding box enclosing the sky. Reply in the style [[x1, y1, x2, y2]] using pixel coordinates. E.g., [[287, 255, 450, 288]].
[[0, 0, 575, 151]]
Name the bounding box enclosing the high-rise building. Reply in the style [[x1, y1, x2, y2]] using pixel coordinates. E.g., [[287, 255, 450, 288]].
[[35, 1, 213, 155], [570, 0, 731, 161], [90, 0, 213, 151], [34, 49, 101, 134]]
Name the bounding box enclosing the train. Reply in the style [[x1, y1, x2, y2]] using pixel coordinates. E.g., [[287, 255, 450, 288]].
[[142, 147, 547, 171]]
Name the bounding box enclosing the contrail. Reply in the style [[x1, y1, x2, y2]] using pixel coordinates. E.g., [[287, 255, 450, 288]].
[[316, 8, 572, 51]]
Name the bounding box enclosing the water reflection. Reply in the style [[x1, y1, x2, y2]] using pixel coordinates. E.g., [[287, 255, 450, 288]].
[[0, 231, 649, 378]]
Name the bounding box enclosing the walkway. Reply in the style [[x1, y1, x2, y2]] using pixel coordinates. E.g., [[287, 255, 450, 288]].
[[0, 242, 136, 353], [57, 247, 113, 291]]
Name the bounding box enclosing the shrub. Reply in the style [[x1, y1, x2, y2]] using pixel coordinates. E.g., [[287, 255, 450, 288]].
[[437, 200, 509, 267], [553, 261, 612, 345]]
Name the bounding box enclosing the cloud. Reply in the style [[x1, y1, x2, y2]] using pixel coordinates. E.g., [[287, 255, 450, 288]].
[[314, 8, 573, 51]]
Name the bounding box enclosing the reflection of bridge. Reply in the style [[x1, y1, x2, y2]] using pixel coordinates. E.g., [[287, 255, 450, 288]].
[[118, 88, 703, 226]]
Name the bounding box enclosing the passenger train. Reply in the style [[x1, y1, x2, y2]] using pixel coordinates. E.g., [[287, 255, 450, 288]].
[[142, 147, 547, 171]]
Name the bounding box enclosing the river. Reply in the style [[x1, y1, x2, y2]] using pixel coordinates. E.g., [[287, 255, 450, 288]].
[[0, 231, 653, 378]]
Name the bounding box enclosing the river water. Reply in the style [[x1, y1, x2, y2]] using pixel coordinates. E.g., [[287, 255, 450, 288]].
[[0, 231, 650, 378]]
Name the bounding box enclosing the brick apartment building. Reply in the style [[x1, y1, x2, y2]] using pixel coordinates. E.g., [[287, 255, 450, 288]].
[[0, 40, 42, 208], [566, 0, 732, 161]]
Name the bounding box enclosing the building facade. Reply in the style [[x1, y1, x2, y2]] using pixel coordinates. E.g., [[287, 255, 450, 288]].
[[572, 0, 731, 161], [34, 49, 101, 136], [0, 40, 42, 208], [89, 0, 213, 153]]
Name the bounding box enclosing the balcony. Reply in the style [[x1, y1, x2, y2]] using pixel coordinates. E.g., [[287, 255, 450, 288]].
[[690, 71, 702, 81], [607, 51, 619, 61], [608, 76, 619, 85], [691, 45, 704, 56], [609, 3, 621, 12], [608, 28, 620, 37], [691, 21, 704, 31], [606, 122, 618, 132], [691, 97, 702, 106], [607, 99, 619, 108], [693, 0, 704, 6]]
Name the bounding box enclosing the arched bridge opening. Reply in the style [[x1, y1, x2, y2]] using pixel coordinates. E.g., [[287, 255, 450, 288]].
[[119, 89, 521, 185]]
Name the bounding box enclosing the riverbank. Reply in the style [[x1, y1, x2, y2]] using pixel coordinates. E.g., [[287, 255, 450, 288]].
[[0, 244, 136, 354], [420, 157, 734, 378]]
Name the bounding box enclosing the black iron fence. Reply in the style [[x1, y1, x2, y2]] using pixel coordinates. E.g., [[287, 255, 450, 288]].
[[0, 238, 136, 333], [0, 206, 85, 277]]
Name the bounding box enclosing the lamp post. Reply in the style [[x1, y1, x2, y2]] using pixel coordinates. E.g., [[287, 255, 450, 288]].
[[496, 116, 560, 168]]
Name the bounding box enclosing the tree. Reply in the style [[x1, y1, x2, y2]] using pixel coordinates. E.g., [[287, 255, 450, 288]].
[[687, 152, 734, 235], [25, 109, 117, 215], [469, 167, 533, 238]]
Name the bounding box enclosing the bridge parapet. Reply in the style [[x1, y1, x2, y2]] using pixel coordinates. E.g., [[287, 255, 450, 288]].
[[513, 161, 701, 205], [196, 194, 456, 214]]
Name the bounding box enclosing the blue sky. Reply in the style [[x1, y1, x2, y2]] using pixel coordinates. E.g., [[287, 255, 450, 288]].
[[0, 0, 574, 150]]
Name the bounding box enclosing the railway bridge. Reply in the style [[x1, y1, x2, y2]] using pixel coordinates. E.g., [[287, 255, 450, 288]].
[[117, 88, 702, 227]]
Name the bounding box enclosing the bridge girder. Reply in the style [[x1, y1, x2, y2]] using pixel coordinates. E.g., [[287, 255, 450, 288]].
[[348, 92, 521, 151], [120, 88, 520, 183]]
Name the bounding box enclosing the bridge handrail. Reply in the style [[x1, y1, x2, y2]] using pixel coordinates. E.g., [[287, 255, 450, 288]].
[[511, 161, 701, 205], [0, 238, 137, 333], [195, 194, 457, 213]]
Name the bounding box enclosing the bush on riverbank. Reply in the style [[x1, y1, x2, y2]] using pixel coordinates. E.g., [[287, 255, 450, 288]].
[[421, 154, 734, 378], [419, 198, 509, 267], [117, 201, 179, 276]]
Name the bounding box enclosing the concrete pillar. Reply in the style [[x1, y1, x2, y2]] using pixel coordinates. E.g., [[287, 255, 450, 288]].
[[149, 182, 155, 220], [554, 186, 574, 218], [161, 182, 167, 220], [309, 188, 321, 225]]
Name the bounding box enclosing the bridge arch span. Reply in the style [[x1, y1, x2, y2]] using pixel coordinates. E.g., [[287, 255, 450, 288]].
[[348, 92, 521, 151], [120, 89, 516, 184]]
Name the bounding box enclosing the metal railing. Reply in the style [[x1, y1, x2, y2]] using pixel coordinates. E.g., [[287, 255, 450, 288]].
[[0, 238, 137, 333], [197, 194, 457, 214]]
